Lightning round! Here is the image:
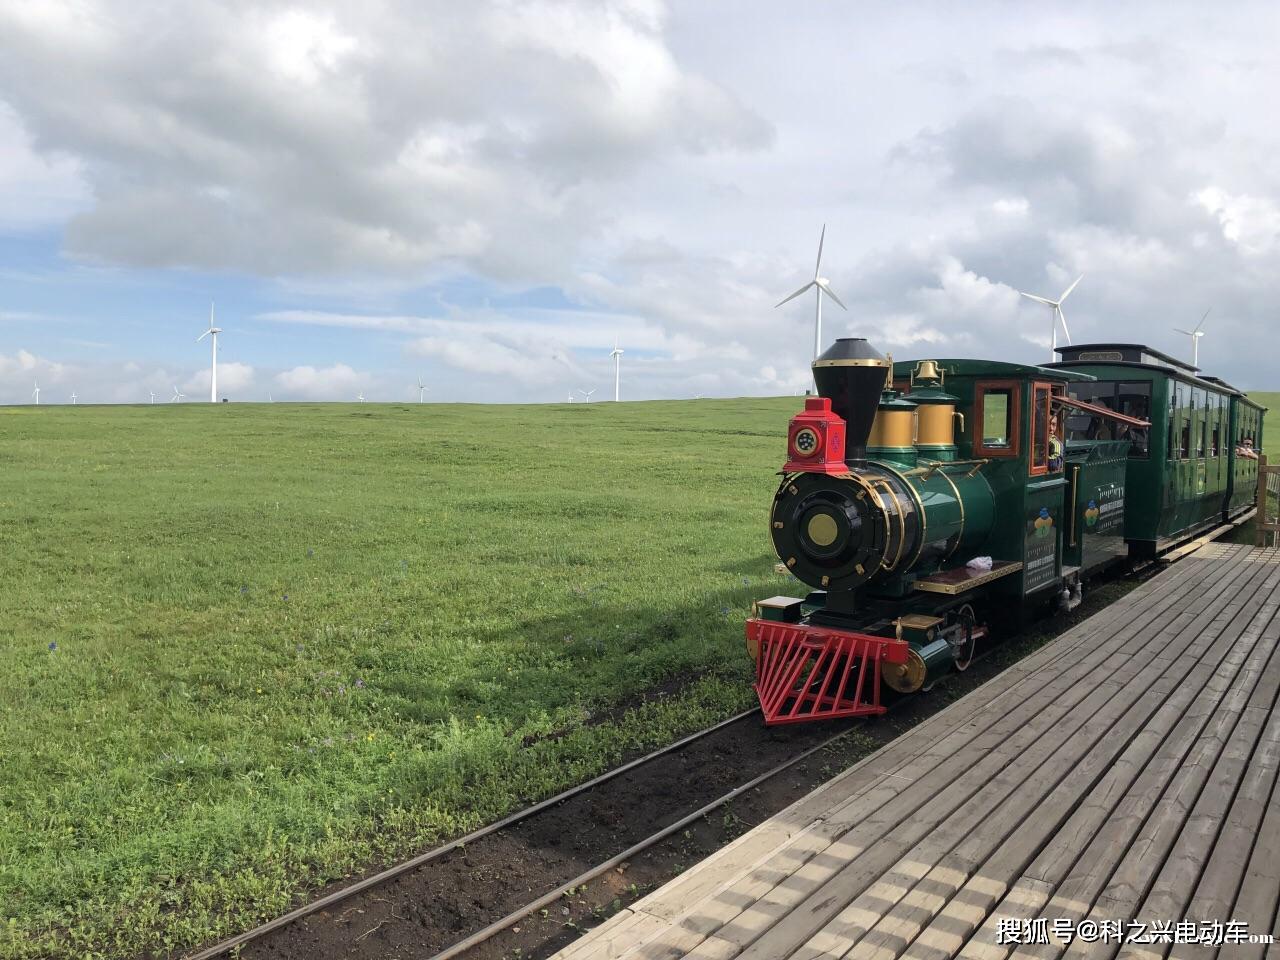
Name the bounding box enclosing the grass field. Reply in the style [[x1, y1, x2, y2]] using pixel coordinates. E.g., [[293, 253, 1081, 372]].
[[0, 398, 800, 959], [1249, 392, 1280, 453]]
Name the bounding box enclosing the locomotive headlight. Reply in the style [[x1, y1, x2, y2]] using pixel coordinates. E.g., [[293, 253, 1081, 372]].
[[792, 427, 820, 458]]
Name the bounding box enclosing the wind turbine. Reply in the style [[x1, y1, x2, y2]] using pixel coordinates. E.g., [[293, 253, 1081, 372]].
[[576, 388, 596, 403], [1019, 275, 1083, 362], [417, 377, 430, 403], [776, 225, 847, 361], [196, 302, 222, 403], [70, 392, 77, 405], [171, 385, 185, 402], [610, 337, 624, 402], [149, 390, 156, 404], [357, 390, 365, 403], [1173, 308, 1211, 368], [31, 381, 40, 405]]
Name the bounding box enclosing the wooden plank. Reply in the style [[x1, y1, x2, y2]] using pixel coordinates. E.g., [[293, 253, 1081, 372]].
[[1224, 745, 1280, 960], [1049, 610, 1280, 958], [727, 550, 1264, 960], [1164, 709, 1280, 960], [1121, 645, 1280, 960], [834, 565, 1280, 960], [945, 557, 1280, 960], [616, 547, 1250, 953], [796, 554, 1280, 960]]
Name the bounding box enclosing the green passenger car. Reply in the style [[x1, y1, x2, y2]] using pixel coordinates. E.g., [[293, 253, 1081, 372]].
[[1049, 344, 1266, 557]]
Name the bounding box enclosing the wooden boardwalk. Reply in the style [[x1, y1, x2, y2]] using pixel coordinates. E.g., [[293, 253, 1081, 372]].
[[552, 542, 1280, 959]]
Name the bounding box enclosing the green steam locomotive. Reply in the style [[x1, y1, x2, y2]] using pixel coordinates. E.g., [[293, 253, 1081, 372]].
[[746, 338, 1264, 724]]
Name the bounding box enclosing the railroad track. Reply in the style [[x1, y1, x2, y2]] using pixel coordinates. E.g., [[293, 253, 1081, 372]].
[[183, 706, 858, 960]]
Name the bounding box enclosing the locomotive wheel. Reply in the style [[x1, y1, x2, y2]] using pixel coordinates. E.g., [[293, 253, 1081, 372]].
[[953, 603, 978, 672]]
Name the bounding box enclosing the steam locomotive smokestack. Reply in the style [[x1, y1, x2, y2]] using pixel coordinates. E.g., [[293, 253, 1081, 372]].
[[812, 338, 890, 463]]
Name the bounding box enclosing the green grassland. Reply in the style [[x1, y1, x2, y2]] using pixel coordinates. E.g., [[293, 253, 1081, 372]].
[[0, 398, 801, 959], [1250, 392, 1280, 453]]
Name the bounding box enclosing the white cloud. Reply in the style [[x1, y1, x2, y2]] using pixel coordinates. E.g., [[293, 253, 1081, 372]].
[[183, 361, 254, 399], [274, 363, 366, 400], [1194, 186, 1280, 257], [0, 0, 769, 278]]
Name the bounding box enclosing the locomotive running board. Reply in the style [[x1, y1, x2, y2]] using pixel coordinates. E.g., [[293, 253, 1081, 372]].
[[746, 620, 910, 725]]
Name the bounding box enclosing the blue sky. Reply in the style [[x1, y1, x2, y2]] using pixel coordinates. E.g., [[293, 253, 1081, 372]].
[[2, 1, 1279, 404]]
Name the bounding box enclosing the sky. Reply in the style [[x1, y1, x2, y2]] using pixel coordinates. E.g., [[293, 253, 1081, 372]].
[[1, 0, 1278, 405]]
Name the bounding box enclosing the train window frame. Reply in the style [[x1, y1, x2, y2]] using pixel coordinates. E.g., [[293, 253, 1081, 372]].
[[1192, 387, 1206, 458], [1029, 381, 1061, 477], [1115, 380, 1152, 459], [1177, 382, 1191, 461], [974, 380, 1021, 458]]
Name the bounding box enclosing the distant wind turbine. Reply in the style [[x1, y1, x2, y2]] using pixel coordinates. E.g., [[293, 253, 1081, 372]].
[[1173, 308, 1211, 368], [1019, 275, 1083, 362], [417, 377, 430, 403], [357, 390, 365, 403], [268, 392, 274, 403], [196, 302, 222, 403], [171, 386, 185, 402], [776, 225, 847, 361], [149, 390, 156, 404], [577, 388, 596, 403], [70, 392, 77, 405], [31, 380, 40, 405], [610, 337, 624, 402]]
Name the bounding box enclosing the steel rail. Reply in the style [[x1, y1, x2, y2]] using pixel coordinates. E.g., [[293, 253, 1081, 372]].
[[182, 706, 760, 960], [426, 727, 853, 960]]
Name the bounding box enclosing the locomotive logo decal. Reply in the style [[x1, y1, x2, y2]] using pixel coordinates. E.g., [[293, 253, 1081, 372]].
[[1090, 484, 1126, 536], [1084, 499, 1100, 527], [1025, 506, 1059, 593], [1033, 506, 1055, 538]]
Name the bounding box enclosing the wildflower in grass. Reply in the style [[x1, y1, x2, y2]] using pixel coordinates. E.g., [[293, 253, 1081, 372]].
[[355, 678, 365, 688], [48, 641, 57, 652]]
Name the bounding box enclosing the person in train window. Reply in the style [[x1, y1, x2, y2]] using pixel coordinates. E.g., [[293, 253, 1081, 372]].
[[1049, 412, 1064, 472]]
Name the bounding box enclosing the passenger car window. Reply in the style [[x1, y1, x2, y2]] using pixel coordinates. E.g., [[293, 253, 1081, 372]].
[[1117, 381, 1151, 459]]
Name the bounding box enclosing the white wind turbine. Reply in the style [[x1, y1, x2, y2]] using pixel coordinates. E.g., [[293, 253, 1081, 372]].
[[357, 390, 365, 403], [610, 337, 624, 402], [196, 303, 222, 403], [776, 224, 847, 361], [149, 390, 156, 404], [567, 391, 574, 403], [417, 377, 430, 403], [1019, 275, 1083, 362], [576, 388, 596, 403], [70, 392, 77, 405], [1173, 308, 1211, 368], [31, 380, 40, 405], [171, 385, 185, 402]]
